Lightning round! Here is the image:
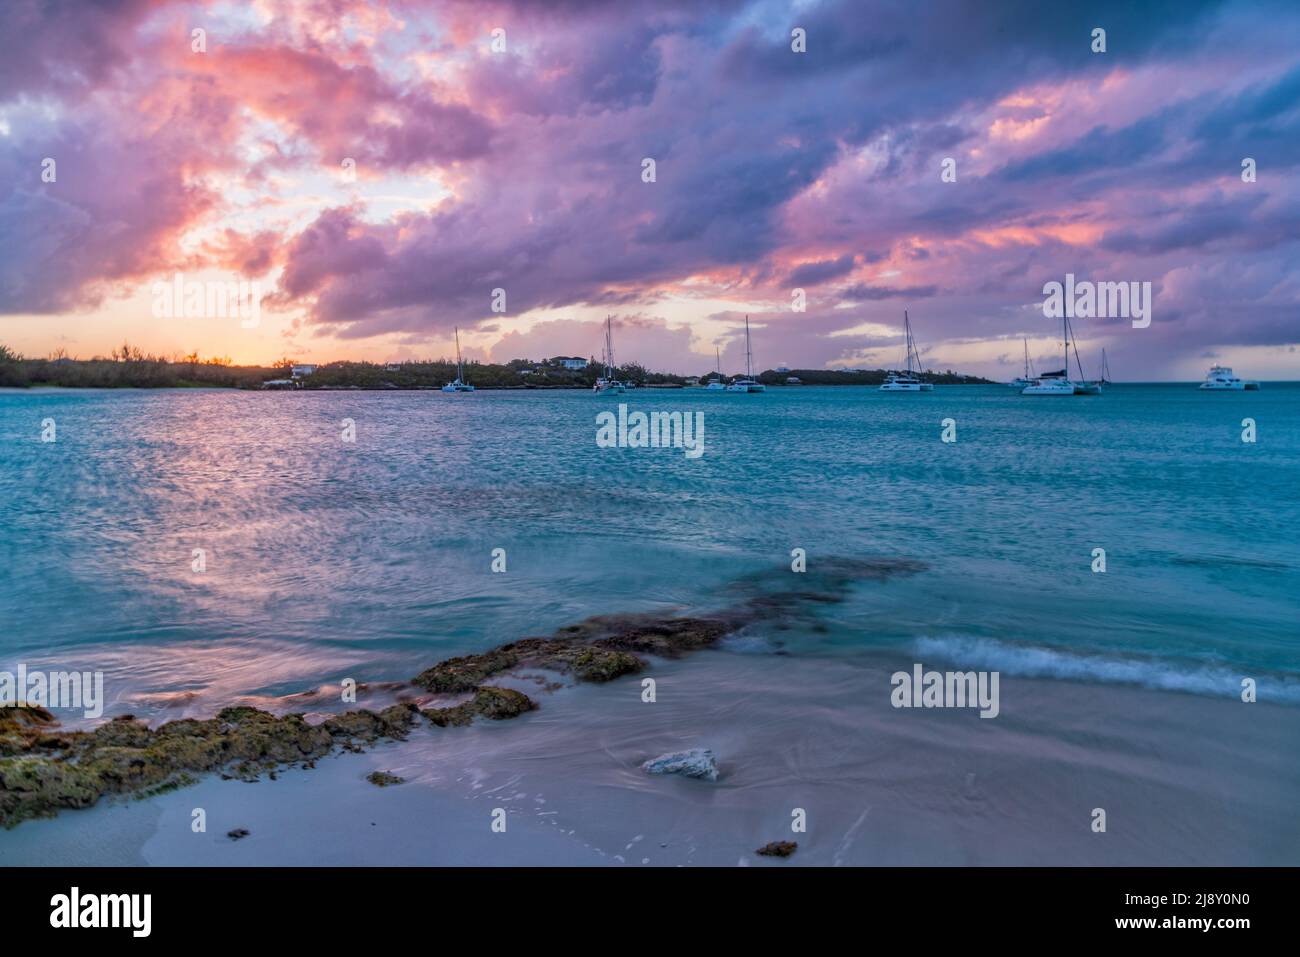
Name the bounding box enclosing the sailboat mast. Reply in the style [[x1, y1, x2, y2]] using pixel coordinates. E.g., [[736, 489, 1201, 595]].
[[1062, 314, 1068, 377], [904, 310, 916, 375], [605, 315, 615, 378], [1023, 338, 1029, 378], [1068, 317, 1085, 380], [745, 315, 753, 378], [455, 326, 463, 380]]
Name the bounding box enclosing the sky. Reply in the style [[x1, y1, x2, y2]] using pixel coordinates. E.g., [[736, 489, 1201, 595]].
[[0, 0, 1297, 380]]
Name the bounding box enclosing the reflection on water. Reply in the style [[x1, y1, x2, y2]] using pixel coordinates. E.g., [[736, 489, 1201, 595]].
[[1, 385, 1298, 725]]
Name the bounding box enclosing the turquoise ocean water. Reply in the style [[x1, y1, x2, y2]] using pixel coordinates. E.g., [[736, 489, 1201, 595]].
[[1, 383, 1297, 713]]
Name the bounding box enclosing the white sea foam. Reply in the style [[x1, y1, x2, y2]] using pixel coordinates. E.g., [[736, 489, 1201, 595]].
[[915, 635, 1300, 703]]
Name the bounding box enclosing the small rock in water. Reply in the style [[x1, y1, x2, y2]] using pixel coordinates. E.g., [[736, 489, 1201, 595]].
[[366, 770, 405, 787], [755, 841, 797, 858], [641, 748, 718, 782], [227, 828, 250, 841]]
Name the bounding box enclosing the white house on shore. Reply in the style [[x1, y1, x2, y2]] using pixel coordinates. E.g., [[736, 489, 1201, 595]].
[[291, 364, 317, 378], [551, 356, 588, 370]]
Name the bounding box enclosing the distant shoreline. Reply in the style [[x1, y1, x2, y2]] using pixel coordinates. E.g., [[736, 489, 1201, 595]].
[[0, 354, 996, 390], [6, 380, 1295, 391], [2, 380, 1008, 392]]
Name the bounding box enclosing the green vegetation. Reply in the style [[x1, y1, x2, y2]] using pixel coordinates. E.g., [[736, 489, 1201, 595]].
[[754, 367, 991, 386], [0, 343, 993, 390], [0, 345, 273, 389]]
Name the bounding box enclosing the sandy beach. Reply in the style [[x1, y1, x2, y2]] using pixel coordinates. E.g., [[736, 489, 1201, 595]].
[[6, 648, 1297, 867]]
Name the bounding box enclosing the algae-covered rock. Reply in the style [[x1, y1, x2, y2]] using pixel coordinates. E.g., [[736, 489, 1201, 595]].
[[756, 841, 797, 857], [472, 687, 536, 720], [0, 705, 62, 756], [594, 617, 729, 657], [423, 687, 537, 727], [551, 646, 645, 682], [366, 770, 405, 787], [0, 704, 416, 828], [0, 755, 103, 825], [324, 703, 419, 744], [412, 648, 520, 693]]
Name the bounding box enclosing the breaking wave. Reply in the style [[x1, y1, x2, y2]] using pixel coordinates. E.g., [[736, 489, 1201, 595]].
[[914, 635, 1300, 703]]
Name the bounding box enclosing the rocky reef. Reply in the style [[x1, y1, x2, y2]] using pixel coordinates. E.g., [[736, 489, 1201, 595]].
[[0, 556, 924, 827], [422, 686, 537, 726], [0, 701, 419, 828]]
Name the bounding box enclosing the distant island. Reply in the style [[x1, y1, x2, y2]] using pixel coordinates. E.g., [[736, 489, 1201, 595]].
[[0, 344, 994, 390]]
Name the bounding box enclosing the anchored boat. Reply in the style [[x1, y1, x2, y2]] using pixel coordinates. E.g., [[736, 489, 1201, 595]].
[[1199, 365, 1259, 390], [440, 327, 475, 392], [726, 316, 766, 392], [1008, 338, 1036, 390], [593, 316, 626, 395], [880, 310, 933, 392], [704, 347, 727, 390], [1022, 313, 1086, 396], [1067, 317, 1102, 395]]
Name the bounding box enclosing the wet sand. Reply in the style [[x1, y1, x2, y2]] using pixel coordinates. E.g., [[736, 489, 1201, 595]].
[[5, 649, 1296, 866]]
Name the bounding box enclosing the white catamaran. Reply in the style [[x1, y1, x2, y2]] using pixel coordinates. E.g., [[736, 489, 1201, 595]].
[[1022, 312, 1090, 396], [726, 315, 766, 392], [880, 310, 933, 391], [1067, 317, 1102, 395], [593, 315, 626, 395], [704, 346, 727, 390], [441, 327, 475, 392]]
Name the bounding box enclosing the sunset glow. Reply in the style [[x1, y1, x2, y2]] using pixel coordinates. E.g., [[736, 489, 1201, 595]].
[[2, 0, 1298, 380]]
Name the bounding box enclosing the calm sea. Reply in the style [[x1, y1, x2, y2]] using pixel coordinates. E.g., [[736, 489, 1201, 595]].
[[1, 383, 1297, 713]]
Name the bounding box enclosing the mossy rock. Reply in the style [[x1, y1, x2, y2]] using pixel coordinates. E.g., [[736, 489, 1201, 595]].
[[412, 648, 521, 693], [0, 705, 60, 756], [0, 755, 105, 826], [552, 646, 645, 682], [594, 618, 729, 657], [0, 704, 418, 827], [423, 687, 536, 727]]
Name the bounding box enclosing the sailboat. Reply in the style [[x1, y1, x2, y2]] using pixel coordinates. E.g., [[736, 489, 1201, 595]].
[[440, 327, 475, 392], [704, 346, 727, 390], [1021, 312, 1077, 395], [592, 316, 625, 395], [1008, 338, 1036, 389], [726, 316, 766, 392], [879, 310, 933, 391], [1067, 317, 1102, 394], [1099, 348, 1112, 385]]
